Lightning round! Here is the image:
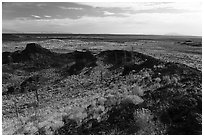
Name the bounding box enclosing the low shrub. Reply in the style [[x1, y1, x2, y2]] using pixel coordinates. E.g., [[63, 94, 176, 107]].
[[53, 90, 162, 135]]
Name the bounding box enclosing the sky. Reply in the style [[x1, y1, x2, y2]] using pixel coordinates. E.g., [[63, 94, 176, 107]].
[[2, 1, 202, 36]]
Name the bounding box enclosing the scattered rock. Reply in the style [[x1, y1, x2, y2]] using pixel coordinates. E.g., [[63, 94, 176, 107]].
[[20, 75, 40, 93]]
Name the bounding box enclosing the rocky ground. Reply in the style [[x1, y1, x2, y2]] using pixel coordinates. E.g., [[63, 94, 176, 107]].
[[2, 39, 202, 135], [3, 38, 201, 70]]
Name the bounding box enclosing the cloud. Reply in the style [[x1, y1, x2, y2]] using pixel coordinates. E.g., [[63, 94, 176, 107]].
[[3, 2, 199, 21], [134, 7, 191, 14], [143, 2, 174, 6], [103, 11, 115, 15], [3, 2, 136, 20], [44, 15, 51, 18], [31, 15, 41, 18], [59, 6, 83, 10], [16, 17, 31, 20], [2, 11, 201, 35], [2, 2, 202, 35], [36, 3, 47, 7]]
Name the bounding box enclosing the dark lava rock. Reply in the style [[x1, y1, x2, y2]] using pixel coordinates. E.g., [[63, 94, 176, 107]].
[[98, 50, 133, 65], [22, 43, 52, 55], [15, 43, 52, 62], [98, 50, 162, 75], [3, 44, 97, 73], [122, 59, 161, 75], [66, 50, 97, 75], [20, 75, 40, 93], [2, 43, 72, 69], [2, 86, 21, 95], [2, 52, 12, 64], [2, 43, 53, 64], [6, 86, 15, 95], [73, 50, 97, 64]]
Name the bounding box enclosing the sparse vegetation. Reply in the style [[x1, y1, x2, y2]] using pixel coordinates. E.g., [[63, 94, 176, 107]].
[[2, 35, 202, 135]]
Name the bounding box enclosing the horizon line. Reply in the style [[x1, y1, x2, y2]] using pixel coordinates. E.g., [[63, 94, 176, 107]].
[[2, 32, 202, 37]]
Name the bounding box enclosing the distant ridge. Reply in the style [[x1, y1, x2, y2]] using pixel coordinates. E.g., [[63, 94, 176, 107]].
[[2, 28, 18, 33], [2, 32, 201, 37], [164, 32, 183, 36]]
